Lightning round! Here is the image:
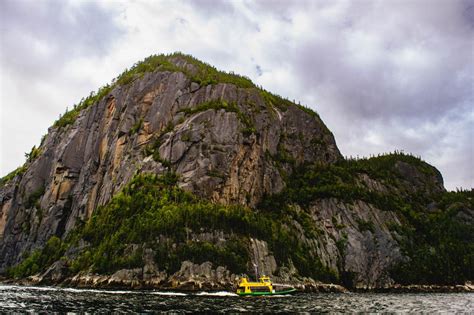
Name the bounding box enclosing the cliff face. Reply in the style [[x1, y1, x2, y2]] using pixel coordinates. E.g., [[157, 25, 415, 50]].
[[1, 53, 472, 290], [0, 54, 339, 271]]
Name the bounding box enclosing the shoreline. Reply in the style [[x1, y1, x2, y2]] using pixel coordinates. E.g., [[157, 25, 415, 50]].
[[1, 276, 472, 293]]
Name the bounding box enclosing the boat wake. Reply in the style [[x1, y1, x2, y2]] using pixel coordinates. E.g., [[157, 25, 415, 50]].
[[196, 291, 238, 297], [151, 291, 188, 296]]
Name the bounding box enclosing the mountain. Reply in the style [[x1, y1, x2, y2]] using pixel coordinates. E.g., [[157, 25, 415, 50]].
[[1, 53, 472, 291]]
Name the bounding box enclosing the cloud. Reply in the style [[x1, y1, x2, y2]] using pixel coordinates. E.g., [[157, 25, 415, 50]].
[[1, 0, 472, 190], [1, 0, 123, 78], [0, 0, 124, 177]]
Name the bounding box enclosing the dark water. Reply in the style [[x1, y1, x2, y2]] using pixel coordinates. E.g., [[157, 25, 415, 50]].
[[1, 284, 473, 313]]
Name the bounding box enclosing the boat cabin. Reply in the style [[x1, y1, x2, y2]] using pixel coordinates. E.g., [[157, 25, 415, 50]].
[[237, 276, 274, 295]]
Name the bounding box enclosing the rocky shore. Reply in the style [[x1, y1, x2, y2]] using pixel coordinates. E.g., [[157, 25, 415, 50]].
[[2, 271, 472, 293], [1, 276, 348, 293], [0, 260, 348, 293]]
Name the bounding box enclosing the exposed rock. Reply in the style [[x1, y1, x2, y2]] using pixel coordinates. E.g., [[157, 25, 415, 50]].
[[38, 260, 69, 284], [249, 238, 277, 277], [293, 280, 348, 293], [1, 53, 469, 291], [108, 268, 143, 288], [0, 61, 340, 272], [168, 261, 234, 291]]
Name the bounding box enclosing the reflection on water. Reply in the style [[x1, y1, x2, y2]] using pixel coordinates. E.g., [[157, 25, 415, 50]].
[[1, 284, 473, 313]]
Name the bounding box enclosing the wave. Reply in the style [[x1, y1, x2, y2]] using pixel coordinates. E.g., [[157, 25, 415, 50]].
[[195, 291, 238, 297], [61, 288, 138, 294], [0, 285, 139, 295], [151, 291, 188, 296], [0, 285, 60, 292]]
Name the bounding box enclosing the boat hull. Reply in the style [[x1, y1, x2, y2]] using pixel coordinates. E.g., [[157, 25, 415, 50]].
[[237, 288, 297, 296]]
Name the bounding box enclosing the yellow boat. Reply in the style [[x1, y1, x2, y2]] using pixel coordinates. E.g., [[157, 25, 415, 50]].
[[236, 276, 297, 296]]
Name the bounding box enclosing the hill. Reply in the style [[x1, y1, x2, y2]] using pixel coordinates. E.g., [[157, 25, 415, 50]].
[[1, 53, 472, 290]]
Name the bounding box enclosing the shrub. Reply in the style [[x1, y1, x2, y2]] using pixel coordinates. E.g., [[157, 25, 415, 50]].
[[130, 119, 143, 135], [390, 190, 474, 285], [0, 165, 28, 187], [51, 172, 333, 279], [356, 218, 375, 233], [24, 186, 45, 209], [7, 236, 65, 278]]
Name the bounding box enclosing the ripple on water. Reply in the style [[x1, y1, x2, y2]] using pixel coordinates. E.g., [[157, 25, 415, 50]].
[[0, 285, 473, 313], [151, 291, 188, 296], [61, 288, 139, 294]]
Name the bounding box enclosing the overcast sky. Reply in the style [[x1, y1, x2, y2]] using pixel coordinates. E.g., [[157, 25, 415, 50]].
[[0, 0, 473, 190]]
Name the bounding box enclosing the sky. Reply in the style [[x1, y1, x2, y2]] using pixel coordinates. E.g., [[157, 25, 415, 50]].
[[0, 0, 473, 190]]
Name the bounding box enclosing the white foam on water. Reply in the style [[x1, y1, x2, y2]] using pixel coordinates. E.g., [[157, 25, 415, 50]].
[[195, 291, 238, 297], [60, 288, 137, 294], [3, 285, 60, 292], [0, 285, 140, 295], [151, 291, 188, 296], [0, 302, 22, 309]]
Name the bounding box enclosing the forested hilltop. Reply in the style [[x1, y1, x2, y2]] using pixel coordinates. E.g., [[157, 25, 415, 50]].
[[1, 53, 472, 290]]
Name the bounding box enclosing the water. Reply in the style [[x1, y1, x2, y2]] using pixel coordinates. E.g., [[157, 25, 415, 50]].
[[1, 284, 473, 313]]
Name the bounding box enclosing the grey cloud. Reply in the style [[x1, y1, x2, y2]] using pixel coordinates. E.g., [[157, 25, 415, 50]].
[[182, 0, 234, 16], [243, 0, 473, 189], [163, 0, 474, 188], [463, 1, 474, 28], [0, 0, 124, 178], [1, 0, 472, 189], [0, 0, 124, 77], [287, 1, 473, 122]]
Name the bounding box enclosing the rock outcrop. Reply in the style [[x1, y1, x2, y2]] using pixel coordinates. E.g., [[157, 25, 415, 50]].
[[1, 53, 472, 290], [0, 59, 339, 271]]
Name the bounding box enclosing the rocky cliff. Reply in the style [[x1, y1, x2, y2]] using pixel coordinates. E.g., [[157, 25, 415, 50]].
[[1, 53, 472, 290]]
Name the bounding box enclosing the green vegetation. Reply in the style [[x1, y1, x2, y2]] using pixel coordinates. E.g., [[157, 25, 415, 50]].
[[273, 136, 296, 165], [344, 151, 440, 182], [154, 239, 249, 274], [129, 118, 143, 135], [51, 52, 321, 133], [5, 146, 471, 286], [7, 147, 471, 287], [72, 172, 333, 278], [356, 218, 375, 233], [180, 132, 191, 142], [115, 53, 255, 88], [295, 104, 321, 118], [53, 52, 256, 129], [258, 89, 322, 119], [260, 151, 473, 285], [8, 236, 65, 279], [54, 85, 113, 128], [0, 165, 27, 187], [24, 186, 45, 209], [259, 89, 293, 112], [143, 137, 171, 167], [207, 169, 225, 179], [261, 151, 439, 212], [242, 126, 257, 137], [179, 99, 256, 136], [7, 172, 335, 282], [178, 99, 239, 115], [390, 190, 474, 285], [25, 145, 42, 162], [0, 145, 44, 187]]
